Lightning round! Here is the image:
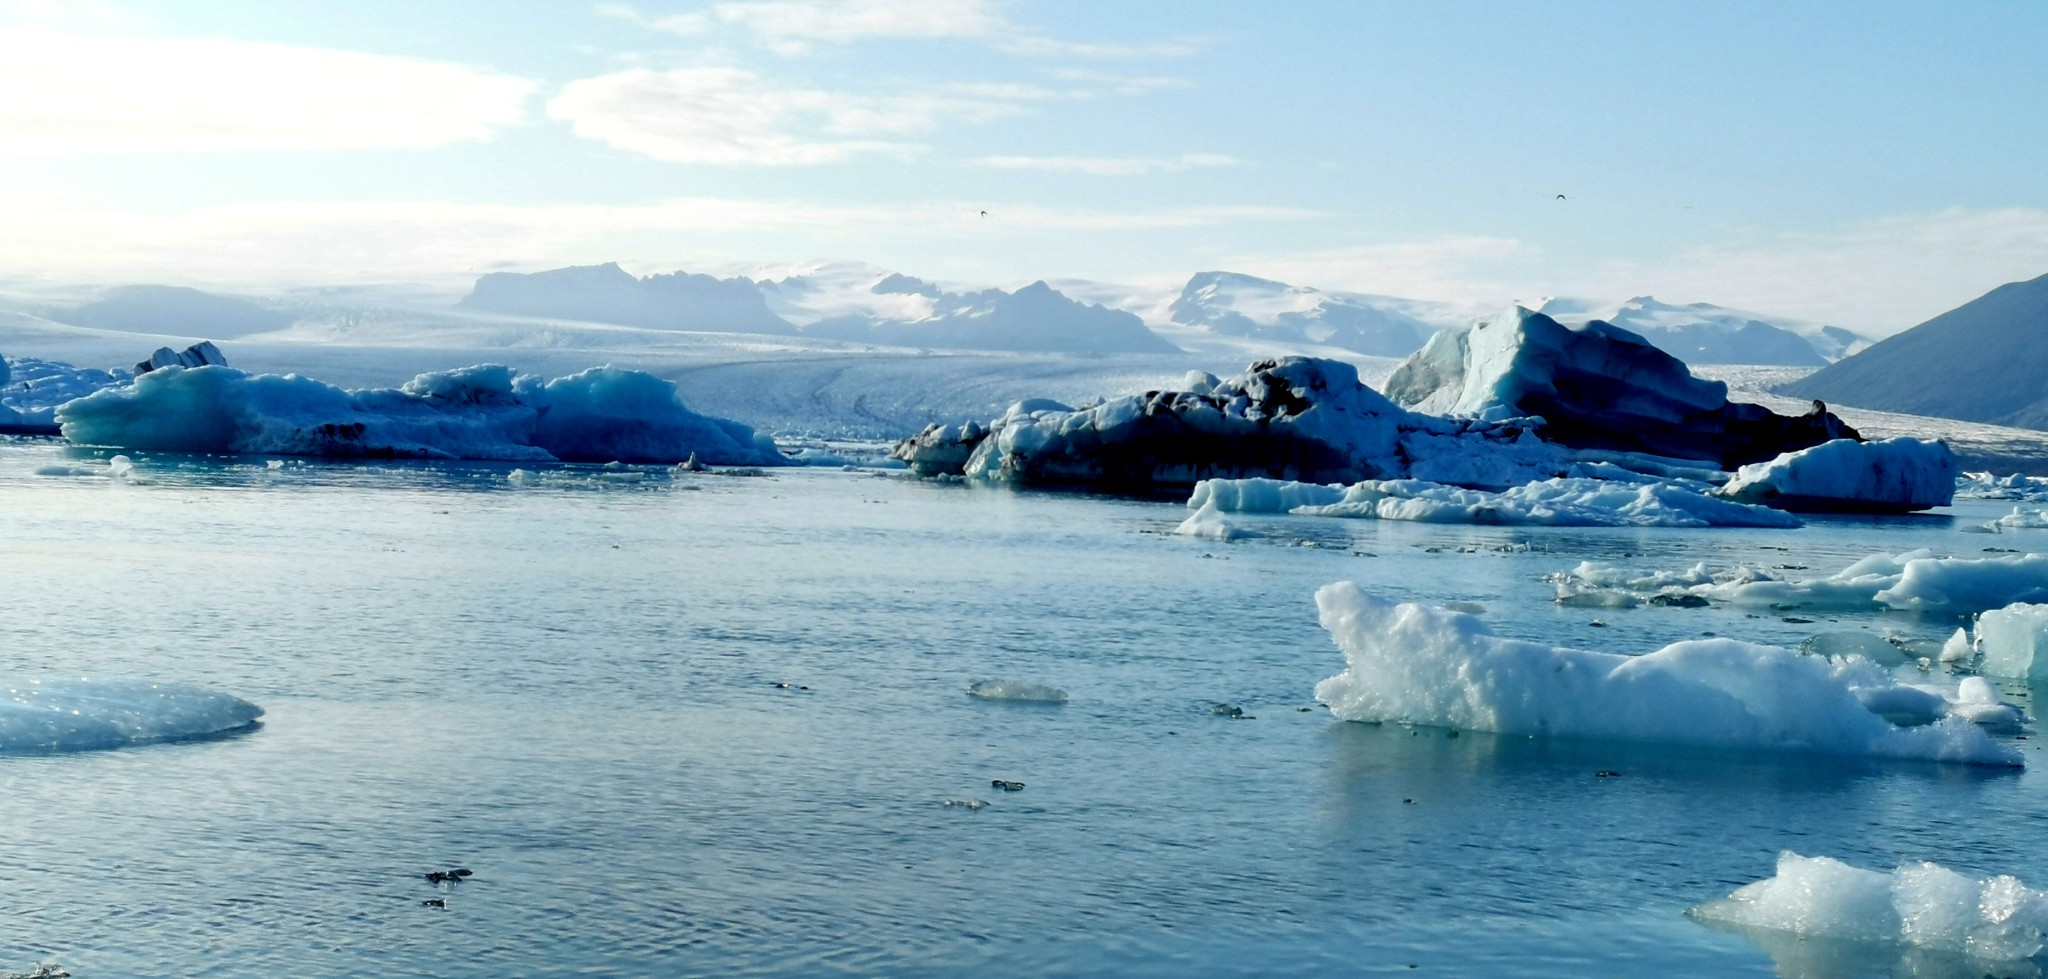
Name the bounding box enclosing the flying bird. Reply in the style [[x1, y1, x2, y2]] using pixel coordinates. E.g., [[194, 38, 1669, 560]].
[[1555, 194, 1567, 200]]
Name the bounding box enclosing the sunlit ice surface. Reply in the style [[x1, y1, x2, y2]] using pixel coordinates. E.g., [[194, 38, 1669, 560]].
[[4, 438, 2047, 977]]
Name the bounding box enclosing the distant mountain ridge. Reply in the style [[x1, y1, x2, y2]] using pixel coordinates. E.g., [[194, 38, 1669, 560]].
[[461, 263, 796, 336], [756, 262, 1176, 354], [1784, 272, 2048, 430]]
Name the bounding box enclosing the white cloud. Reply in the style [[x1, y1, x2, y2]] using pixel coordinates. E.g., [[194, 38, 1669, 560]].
[[0, 197, 1320, 285], [972, 153, 1240, 176], [548, 66, 1028, 164], [1224, 237, 1540, 308], [0, 28, 535, 154], [602, 0, 1201, 59], [1045, 68, 1191, 96]]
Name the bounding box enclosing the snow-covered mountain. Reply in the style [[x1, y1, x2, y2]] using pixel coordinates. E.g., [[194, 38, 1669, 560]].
[[46, 285, 298, 338], [754, 261, 1178, 355], [1166, 271, 1438, 357], [1784, 272, 2048, 430], [1532, 296, 1867, 366], [461, 263, 798, 336]]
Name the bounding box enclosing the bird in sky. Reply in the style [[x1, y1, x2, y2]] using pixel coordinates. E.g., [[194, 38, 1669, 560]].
[[1555, 194, 1567, 200]]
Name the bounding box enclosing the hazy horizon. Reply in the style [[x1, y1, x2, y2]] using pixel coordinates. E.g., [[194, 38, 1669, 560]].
[[4, 1, 2046, 335]]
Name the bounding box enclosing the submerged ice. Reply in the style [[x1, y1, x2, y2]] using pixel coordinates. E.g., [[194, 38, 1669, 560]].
[[1183, 474, 1799, 530], [1313, 584, 2021, 766], [57, 363, 784, 465], [1693, 852, 2048, 962], [0, 679, 263, 753]]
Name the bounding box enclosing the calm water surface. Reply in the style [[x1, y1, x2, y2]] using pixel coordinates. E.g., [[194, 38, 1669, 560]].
[[1, 440, 2043, 978]]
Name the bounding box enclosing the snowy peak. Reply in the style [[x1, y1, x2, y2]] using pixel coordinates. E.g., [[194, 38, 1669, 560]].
[[799, 273, 1179, 355], [1168, 271, 1431, 358]]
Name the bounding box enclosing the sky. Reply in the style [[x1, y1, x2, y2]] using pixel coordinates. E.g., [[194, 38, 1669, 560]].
[[2, 0, 2046, 333]]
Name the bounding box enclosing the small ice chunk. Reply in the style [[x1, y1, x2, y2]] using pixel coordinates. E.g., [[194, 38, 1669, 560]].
[[965, 680, 1069, 704], [1692, 852, 2048, 962], [1174, 502, 1259, 540], [1978, 602, 2048, 681], [1800, 631, 1908, 667], [1939, 627, 1974, 664], [0, 678, 263, 753]]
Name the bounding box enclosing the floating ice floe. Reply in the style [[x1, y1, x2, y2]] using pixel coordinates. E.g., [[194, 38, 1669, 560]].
[[1692, 852, 2048, 961], [1957, 471, 2048, 503], [0, 679, 263, 753], [1384, 306, 1856, 467], [1553, 549, 2048, 613], [965, 679, 1070, 703], [1721, 437, 1956, 513], [1182, 474, 1799, 529], [1313, 584, 2022, 766], [58, 363, 784, 465]]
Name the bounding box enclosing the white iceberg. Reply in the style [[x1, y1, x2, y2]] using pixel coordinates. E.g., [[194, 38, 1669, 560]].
[[1958, 471, 2048, 503], [0, 678, 263, 753], [1554, 549, 2048, 613], [1693, 852, 2048, 961], [1189, 475, 1799, 529], [1313, 584, 2021, 766], [57, 363, 784, 465], [1721, 438, 1956, 513]]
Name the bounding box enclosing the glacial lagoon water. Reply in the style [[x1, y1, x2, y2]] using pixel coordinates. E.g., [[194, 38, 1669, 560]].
[[5, 439, 2048, 977]]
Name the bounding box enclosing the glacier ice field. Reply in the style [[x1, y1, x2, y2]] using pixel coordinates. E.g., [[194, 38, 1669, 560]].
[[8, 440, 2048, 977]]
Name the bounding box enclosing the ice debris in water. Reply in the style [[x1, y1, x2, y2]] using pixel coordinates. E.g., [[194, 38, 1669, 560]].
[[1187, 474, 1799, 529], [965, 679, 1069, 703], [1313, 584, 2022, 766], [0, 679, 263, 753], [1957, 471, 2048, 503], [1551, 549, 2048, 613], [1692, 852, 2048, 962]]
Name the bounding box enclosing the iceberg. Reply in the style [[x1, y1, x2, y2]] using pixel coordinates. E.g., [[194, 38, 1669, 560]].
[[1313, 584, 2021, 766], [1554, 550, 2048, 614], [1721, 438, 1957, 513], [57, 363, 784, 465], [1, 355, 140, 433], [1693, 852, 2048, 962], [1957, 471, 2048, 503], [1385, 306, 1858, 467], [134, 340, 228, 375], [1188, 475, 1799, 529], [0, 679, 263, 753]]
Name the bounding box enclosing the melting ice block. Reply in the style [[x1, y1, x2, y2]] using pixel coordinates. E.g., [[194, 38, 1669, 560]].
[[1693, 852, 2048, 962], [1189, 474, 1798, 529], [1313, 584, 2021, 766], [1721, 437, 1957, 513], [1978, 602, 2048, 682], [0, 679, 263, 753], [965, 680, 1070, 703]]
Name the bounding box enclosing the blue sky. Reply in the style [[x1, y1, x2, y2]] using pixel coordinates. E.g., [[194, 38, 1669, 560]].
[[2, 0, 2045, 332]]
